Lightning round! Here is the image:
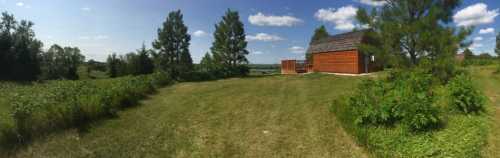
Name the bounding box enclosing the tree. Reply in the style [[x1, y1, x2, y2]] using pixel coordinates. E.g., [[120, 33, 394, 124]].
[[106, 53, 121, 78], [0, 12, 43, 81], [63, 46, 85, 79], [356, 0, 470, 67], [199, 52, 214, 72], [152, 10, 192, 79], [135, 44, 155, 75], [40, 45, 84, 80], [496, 32, 500, 72], [307, 25, 330, 63], [210, 9, 249, 76], [463, 48, 474, 60]]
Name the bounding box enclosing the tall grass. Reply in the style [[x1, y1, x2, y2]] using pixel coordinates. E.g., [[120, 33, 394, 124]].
[[0, 72, 173, 149]]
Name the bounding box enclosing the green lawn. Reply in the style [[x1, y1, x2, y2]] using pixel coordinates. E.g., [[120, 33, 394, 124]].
[[5, 74, 368, 158], [1, 66, 499, 157]]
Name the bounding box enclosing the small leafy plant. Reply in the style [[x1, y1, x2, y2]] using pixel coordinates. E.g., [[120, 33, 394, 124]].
[[447, 73, 486, 114]]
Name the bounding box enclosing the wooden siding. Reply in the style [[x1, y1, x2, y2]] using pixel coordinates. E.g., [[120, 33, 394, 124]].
[[281, 60, 297, 74], [312, 50, 362, 74]]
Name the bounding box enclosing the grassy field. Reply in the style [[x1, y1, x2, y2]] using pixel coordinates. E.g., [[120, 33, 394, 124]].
[[5, 74, 368, 157], [0, 66, 498, 157]]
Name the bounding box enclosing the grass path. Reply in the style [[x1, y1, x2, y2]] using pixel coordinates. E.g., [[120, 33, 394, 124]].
[[9, 74, 367, 158], [473, 67, 500, 157]]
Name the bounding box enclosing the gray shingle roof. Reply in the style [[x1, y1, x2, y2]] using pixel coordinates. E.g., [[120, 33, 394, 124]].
[[307, 30, 366, 54]]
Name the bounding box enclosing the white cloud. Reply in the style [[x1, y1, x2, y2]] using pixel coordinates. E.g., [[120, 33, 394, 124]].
[[81, 7, 91, 12], [355, 0, 387, 7], [16, 2, 24, 7], [248, 12, 302, 27], [453, 3, 499, 27], [251, 50, 264, 55], [247, 33, 284, 42], [289, 46, 305, 54], [474, 37, 483, 41], [470, 43, 484, 49], [479, 28, 495, 34], [192, 30, 208, 37], [315, 6, 359, 31]]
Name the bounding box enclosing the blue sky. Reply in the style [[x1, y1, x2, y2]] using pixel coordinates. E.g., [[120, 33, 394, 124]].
[[1, 0, 499, 64]]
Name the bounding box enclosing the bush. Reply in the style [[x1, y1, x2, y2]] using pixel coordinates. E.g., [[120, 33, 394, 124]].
[[447, 73, 486, 114], [349, 69, 440, 131], [4, 72, 172, 143]]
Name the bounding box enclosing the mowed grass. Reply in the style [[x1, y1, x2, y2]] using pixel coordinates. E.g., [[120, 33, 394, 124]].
[[472, 66, 500, 157], [7, 74, 368, 158]]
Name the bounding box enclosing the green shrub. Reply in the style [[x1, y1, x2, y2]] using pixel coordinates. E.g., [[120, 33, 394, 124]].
[[5, 73, 172, 143], [447, 74, 486, 114], [349, 69, 440, 131]]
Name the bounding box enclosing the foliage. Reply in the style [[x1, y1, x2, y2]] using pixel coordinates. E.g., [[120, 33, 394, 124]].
[[356, 0, 471, 81], [496, 32, 500, 73], [106, 53, 122, 78], [447, 73, 486, 114], [0, 12, 43, 81], [307, 25, 329, 63], [40, 44, 85, 80], [349, 70, 440, 131], [463, 48, 474, 60], [210, 9, 249, 77], [152, 10, 193, 79], [2, 72, 172, 146], [199, 52, 216, 72]]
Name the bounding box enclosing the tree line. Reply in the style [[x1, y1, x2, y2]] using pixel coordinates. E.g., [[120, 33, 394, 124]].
[[0, 8, 250, 82], [106, 9, 250, 80], [0, 12, 85, 81]]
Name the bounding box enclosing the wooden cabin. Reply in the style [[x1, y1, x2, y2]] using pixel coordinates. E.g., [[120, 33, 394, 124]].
[[306, 30, 381, 74], [281, 60, 312, 74]]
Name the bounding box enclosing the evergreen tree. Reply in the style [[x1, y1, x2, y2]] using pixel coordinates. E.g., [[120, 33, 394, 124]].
[[356, 0, 470, 81], [211, 9, 249, 76], [356, 0, 470, 67], [107, 53, 120, 78], [307, 25, 329, 63], [152, 10, 192, 79], [136, 44, 154, 75]]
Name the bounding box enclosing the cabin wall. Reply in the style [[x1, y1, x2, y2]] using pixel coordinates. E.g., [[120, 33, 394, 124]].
[[281, 60, 297, 74], [312, 50, 361, 74]]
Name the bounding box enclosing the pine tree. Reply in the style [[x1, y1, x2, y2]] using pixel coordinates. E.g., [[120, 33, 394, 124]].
[[211, 9, 249, 76], [356, 0, 469, 67], [107, 53, 120, 78], [152, 10, 192, 79], [356, 0, 470, 81], [136, 44, 154, 75], [307, 25, 329, 63]]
